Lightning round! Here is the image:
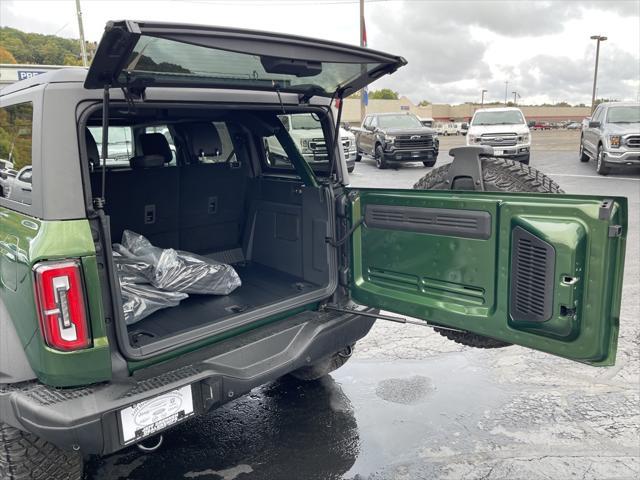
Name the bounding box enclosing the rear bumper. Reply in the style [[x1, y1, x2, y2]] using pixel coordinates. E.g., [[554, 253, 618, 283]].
[[0, 308, 375, 455]]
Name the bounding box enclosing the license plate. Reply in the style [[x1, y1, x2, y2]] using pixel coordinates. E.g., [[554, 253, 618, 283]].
[[495, 150, 504, 155], [119, 384, 194, 444]]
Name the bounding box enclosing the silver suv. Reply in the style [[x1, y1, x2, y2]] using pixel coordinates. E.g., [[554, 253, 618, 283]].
[[580, 102, 640, 175]]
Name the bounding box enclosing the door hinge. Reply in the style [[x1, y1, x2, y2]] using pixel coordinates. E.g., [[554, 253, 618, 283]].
[[608, 225, 623, 237]]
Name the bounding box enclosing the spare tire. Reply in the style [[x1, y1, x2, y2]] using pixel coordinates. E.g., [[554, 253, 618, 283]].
[[413, 157, 564, 348]]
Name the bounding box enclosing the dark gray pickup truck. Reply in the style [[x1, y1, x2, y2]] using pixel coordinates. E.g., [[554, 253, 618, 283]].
[[352, 112, 439, 169]]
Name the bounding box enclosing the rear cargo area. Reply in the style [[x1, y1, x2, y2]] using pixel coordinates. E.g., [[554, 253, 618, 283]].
[[86, 115, 335, 354]]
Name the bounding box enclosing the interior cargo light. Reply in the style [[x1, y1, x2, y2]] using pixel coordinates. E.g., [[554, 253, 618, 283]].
[[34, 260, 91, 351]]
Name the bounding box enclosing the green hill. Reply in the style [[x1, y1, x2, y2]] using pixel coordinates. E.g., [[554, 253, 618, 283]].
[[0, 26, 95, 65]]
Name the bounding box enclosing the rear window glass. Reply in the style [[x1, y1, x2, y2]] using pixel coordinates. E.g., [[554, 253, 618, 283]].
[[0, 102, 33, 205], [124, 35, 384, 96]]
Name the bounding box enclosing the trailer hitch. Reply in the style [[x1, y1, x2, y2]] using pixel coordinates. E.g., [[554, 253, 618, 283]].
[[445, 146, 493, 191]]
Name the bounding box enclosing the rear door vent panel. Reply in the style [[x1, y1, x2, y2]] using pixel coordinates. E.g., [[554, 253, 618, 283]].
[[510, 226, 555, 323]]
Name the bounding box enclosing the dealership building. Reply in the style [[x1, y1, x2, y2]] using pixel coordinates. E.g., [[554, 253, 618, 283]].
[[341, 96, 591, 125]]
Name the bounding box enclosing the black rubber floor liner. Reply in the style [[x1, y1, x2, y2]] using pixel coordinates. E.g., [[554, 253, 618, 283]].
[[128, 262, 317, 347]]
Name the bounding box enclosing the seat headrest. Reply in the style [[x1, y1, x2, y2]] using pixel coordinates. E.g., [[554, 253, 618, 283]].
[[187, 123, 223, 161], [139, 133, 173, 163], [129, 154, 166, 169], [85, 129, 100, 166]]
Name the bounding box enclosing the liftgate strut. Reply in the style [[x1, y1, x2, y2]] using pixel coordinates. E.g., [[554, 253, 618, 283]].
[[321, 306, 464, 333]]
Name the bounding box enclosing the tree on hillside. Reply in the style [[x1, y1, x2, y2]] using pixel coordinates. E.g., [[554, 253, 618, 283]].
[[0, 46, 17, 64], [0, 27, 93, 65], [369, 88, 399, 100]]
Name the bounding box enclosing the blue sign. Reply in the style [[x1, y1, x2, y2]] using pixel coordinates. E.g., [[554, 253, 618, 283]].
[[17, 70, 46, 81]]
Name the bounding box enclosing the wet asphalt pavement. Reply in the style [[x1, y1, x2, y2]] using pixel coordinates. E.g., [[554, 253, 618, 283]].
[[86, 131, 640, 480]]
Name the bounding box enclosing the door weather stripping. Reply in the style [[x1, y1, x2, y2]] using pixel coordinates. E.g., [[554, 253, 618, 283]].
[[445, 146, 493, 191], [321, 305, 464, 333]]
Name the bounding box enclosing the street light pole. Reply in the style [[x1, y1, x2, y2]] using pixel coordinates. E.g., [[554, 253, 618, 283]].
[[481, 89, 487, 108], [75, 0, 88, 66], [504, 81, 509, 105], [512, 91, 518, 105], [590, 35, 607, 113], [359, 0, 366, 123]]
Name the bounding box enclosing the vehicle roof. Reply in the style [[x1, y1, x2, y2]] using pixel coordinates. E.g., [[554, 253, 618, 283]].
[[599, 101, 640, 108], [0, 68, 88, 96], [473, 107, 523, 113]]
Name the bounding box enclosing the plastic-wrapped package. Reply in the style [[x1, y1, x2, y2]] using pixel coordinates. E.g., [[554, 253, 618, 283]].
[[120, 230, 242, 295], [112, 252, 155, 285], [120, 282, 188, 325]]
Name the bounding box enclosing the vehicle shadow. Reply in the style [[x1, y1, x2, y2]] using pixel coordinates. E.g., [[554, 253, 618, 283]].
[[85, 375, 359, 480]]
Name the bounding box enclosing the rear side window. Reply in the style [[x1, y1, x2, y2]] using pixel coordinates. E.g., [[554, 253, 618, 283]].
[[88, 126, 133, 167], [0, 102, 34, 205]]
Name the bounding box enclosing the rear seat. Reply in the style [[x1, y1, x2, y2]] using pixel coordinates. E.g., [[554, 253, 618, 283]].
[[87, 130, 179, 247], [177, 123, 248, 254]]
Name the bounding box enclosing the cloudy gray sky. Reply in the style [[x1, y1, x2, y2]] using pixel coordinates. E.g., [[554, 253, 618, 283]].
[[1, 0, 638, 105]]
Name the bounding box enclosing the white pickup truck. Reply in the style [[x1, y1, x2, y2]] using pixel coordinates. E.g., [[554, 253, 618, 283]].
[[466, 107, 531, 164], [265, 113, 357, 172]]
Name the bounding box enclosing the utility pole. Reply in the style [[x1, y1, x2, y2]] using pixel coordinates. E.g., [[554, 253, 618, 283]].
[[590, 35, 607, 113], [512, 91, 518, 105], [481, 89, 487, 108], [504, 81, 509, 105], [75, 0, 88, 66], [359, 0, 366, 123]]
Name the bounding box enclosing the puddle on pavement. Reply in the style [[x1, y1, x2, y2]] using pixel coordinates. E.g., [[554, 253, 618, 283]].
[[85, 351, 507, 480]]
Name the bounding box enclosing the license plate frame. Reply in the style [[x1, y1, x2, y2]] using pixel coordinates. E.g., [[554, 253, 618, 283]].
[[119, 384, 195, 445]]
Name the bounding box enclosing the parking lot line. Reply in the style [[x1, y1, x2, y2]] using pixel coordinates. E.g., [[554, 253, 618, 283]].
[[549, 173, 640, 181]]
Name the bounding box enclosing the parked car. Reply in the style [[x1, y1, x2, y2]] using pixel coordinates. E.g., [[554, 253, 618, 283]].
[[459, 122, 469, 135], [0, 20, 627, 479], [0, 167, 17, 198], [5, 166, 32, 204], [566, 122, 582, 130], [466, 107, 532, 164], [352, 112, 439, 168], [265, 113, 357, 173], [579, 102, 640, 175]]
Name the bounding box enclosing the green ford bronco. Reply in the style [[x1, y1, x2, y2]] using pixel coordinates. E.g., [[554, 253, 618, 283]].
[[0, 21, 627, 479]]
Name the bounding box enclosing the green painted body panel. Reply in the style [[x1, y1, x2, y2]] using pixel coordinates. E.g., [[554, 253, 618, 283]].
[[348, 189, 626, 366], [0, 206, 111, 386]]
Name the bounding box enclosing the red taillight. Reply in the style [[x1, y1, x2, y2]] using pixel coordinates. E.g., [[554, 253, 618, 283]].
[[34, 260, 91, 351]]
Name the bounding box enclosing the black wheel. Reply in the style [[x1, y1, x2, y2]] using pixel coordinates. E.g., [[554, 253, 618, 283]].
[[0, 422, 83, 480], [596, 144, 611, 175], [347, 166, 355, 173], [374, 144, 387, 169], [579, 138, 589, 162], [413, 157, 564, 349], [423, 160, 436, 167], [355, 152, 362, 162], [289, 345, 354, 381]]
